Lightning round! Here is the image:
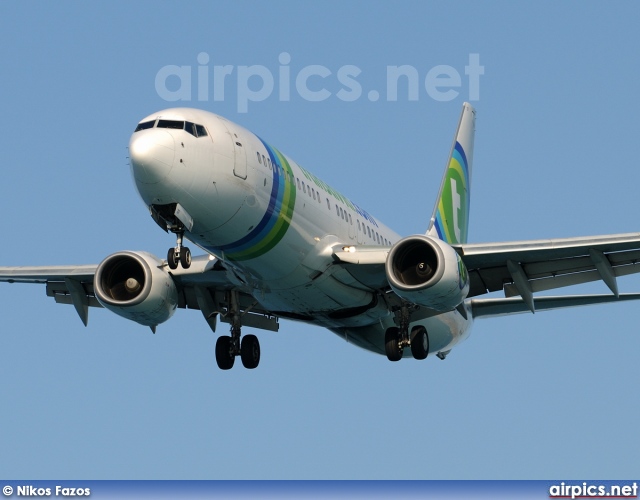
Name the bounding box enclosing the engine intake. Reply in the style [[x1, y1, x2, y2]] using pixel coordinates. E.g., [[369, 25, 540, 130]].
[[94, 251, 178, 327], [97, 254, 147, 303], [386, 235, 469, 311]]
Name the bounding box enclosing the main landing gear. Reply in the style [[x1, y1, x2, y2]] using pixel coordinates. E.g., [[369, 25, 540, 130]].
[[384, 305, 429, 362], [167, 229, 191, 270], [214, 292, 260, 370], [215, 331, 260, 370]]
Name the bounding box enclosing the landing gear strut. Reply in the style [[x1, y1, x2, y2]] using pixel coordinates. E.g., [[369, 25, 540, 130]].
[[214, 291, 260, 370], [167, 229, 191, 270], [149, 204, 192, 270], [384, 304, 429, 362]]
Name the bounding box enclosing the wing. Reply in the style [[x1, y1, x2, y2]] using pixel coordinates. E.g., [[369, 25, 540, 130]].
[[0, 264, 100, 326], [458, 232, 640, 311], [333, 232, 640, 313], [0, 256, 278, 332]]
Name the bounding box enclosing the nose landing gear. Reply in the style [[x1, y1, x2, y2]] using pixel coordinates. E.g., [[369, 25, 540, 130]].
[[167, 230, 191, 270], [149, 204, 193, 270]]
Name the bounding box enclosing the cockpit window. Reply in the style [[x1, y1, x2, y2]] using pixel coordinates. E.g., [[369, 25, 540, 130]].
[[195, 124, 208, 137], [136, 118, 209, 138], [184, 121, 196, 137], [157, 119, 185, 129], [134, 120, 155, 132]]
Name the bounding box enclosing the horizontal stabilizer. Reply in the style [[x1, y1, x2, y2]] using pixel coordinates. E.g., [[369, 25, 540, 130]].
[[470, 293, 640, 319]]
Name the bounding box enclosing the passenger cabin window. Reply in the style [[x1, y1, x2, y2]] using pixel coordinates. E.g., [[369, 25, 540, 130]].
[[257, 152, 262, 164], [134, 120, 155, 132]]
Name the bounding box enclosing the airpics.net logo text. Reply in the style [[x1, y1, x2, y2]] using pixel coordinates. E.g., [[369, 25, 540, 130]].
[[155, 52, 484, 112]]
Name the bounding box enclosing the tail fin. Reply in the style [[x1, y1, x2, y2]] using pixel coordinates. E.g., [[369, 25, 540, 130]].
[[427, 102, 476, 245]]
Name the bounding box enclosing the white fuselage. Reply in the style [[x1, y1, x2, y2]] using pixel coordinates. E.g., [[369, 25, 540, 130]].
[[129, 108, 473, 357]]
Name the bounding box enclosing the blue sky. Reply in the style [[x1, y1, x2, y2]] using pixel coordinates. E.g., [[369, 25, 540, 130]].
[[0, 1, 639, 479]]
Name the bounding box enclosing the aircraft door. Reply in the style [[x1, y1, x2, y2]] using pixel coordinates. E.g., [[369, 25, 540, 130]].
[[348, 214, 356, 241], [219, 119, 247, 179], [231, 131, 247, 179]]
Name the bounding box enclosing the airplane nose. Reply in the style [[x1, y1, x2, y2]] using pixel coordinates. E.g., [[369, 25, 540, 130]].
[[129, 130, 175, 184]]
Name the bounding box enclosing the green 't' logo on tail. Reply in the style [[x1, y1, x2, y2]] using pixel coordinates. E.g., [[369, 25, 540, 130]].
[[432, 141, 470, 245]]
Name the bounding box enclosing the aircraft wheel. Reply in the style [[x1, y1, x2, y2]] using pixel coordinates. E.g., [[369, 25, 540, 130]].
[[410, 325, 429, 360], [167, 248, 179, 270], [384, 327, 403, 362], [241, 334, 260, 369], [215, 336, 235, 370], [180, 247, 192, 269]]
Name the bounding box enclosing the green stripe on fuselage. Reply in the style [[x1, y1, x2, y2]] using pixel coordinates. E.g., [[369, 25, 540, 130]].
[[227, 147, 296, 261]]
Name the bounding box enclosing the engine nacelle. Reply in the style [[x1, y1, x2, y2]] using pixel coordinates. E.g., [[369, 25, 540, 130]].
[[386, 235, 469, 311], [94, 251, 178, 327]]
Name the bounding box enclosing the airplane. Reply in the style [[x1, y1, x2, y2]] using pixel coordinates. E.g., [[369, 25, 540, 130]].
[[2, 102, 640, 370]]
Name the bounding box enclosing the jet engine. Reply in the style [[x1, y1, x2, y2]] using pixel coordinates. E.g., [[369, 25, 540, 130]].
[[94, 251, 178, 327], [386, 235, 469, 311]]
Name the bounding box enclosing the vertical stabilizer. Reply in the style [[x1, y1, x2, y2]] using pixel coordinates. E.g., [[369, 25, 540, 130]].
[[427, 102, 476, 244]]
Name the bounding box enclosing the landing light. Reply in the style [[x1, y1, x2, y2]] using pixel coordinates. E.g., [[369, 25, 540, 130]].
[[342, 246, 357, 253]]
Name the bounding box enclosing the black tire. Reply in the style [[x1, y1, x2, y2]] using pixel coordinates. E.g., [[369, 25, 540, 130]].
[[384, 327, 402, 362], [241, 334, 260, 369], [180, 247, 192, 269], [410, 325, 429, 360], [215, 336, 235, 370], [167, 248, 179, 270]]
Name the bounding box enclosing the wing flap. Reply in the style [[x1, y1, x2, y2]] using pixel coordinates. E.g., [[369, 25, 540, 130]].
[[470, 293, 640, 319], [503, 262, 640, 297], [51, 292, 102, 309]]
